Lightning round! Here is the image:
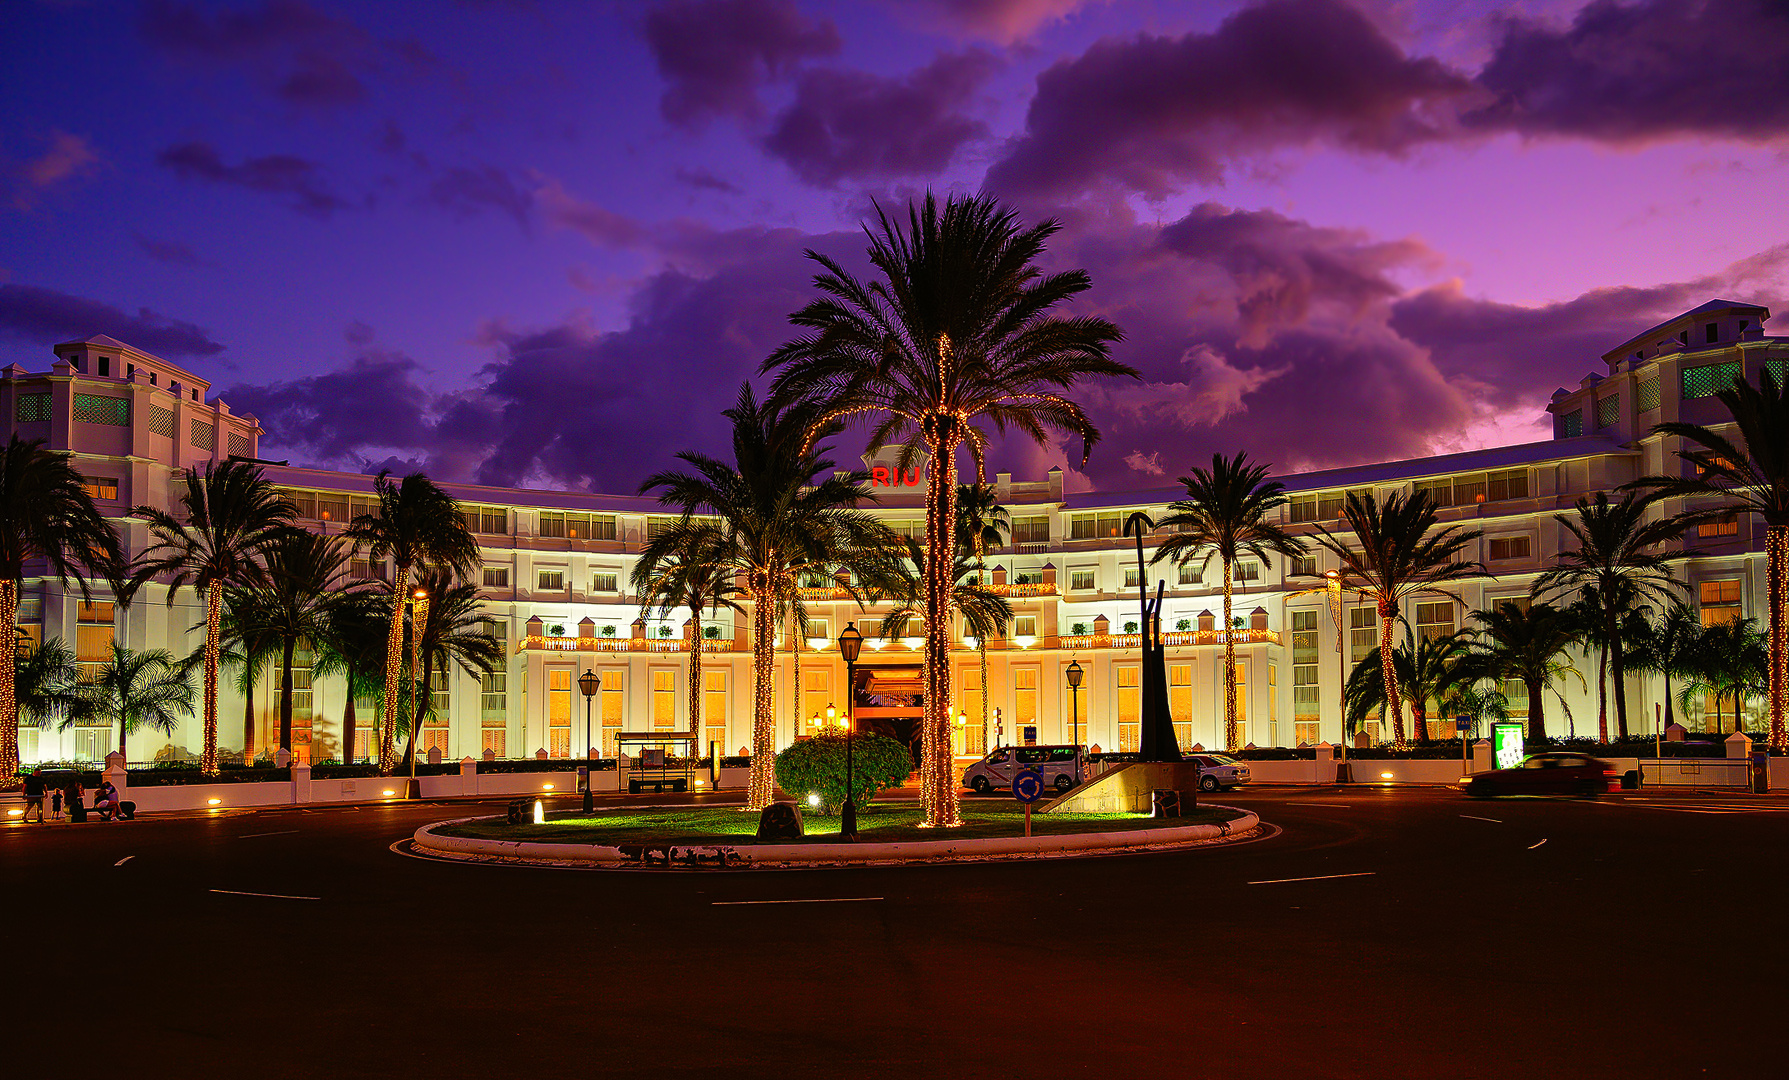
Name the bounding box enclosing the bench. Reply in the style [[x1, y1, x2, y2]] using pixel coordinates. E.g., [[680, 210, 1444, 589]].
[[68, 800, 135, 823]]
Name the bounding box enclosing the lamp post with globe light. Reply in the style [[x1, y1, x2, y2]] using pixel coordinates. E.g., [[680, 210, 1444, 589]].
[[1065, 658, 1084, 783], [837, 622, 862, 839], [406, 588, 429, 799], [578, 669, 599, 812]]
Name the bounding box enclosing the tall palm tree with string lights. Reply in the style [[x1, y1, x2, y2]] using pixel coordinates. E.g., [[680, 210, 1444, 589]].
[[347, 472, 481, 775], [1344, 628, 1474, 745], [880, 536, 1013, 757], [763, 191, 1132, 826], [132, 459, 294, 776], [1531, 491, 1682, 741], [0, 436, 124, 785], [633, 524, 742, 759], [1151, 452, 1305, 752], [955, 483, 1009, 751], [639, 384, 899, 810], [1308, 491, 1482, 751], [1630, 368, 1789, 750]]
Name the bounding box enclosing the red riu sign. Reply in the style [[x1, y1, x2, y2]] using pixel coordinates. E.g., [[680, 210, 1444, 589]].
[[870, 467, 923, 487]]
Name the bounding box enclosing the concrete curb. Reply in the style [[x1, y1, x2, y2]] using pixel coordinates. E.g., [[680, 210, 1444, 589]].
[[411, 807, 1261, 869]]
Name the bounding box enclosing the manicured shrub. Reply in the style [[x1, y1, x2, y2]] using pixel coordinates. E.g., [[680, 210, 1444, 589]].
[[774, 733, 911, 814]]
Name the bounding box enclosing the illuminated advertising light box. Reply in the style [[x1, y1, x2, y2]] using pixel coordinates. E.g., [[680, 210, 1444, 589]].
[[1493, 723, 1525, 770]]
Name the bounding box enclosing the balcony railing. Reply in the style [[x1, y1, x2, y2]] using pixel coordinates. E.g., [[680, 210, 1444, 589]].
[[519, 635, 731, 654], [1055, 628, 1281, 650]]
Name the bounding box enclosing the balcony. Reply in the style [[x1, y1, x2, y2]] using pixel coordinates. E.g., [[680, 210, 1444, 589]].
[[518, 635, 733, 654], [1054, 628, 1281, 650]]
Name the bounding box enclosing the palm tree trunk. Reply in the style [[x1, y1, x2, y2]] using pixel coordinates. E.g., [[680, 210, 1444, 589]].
[[378, 565, 409, 775], [1527, 676, 1547, 742], [747, 588, 777, 809], [0, 579, 19, 784], [279, 636, 295, 752], [342, 674, 358, 764], [202, 586, 222, 775], [1609, 610, 1630, 741], [406, 646, 433, 772], [242, 660, 255, 762], [1222, 559, 1237, 751], [978, 640, 990, 751], [920, 431, 962, 828], [1768, 524, 1787, 750], [687, 616, 703, 756], [1663, 672, 1675, 729], [789, 607, 800, 742], [1378, 597, 1406, 750], [1596, 643, 1608, 742]]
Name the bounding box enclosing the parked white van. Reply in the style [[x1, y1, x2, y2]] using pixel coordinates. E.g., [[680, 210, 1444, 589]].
[[962, 745, 1084, 795]]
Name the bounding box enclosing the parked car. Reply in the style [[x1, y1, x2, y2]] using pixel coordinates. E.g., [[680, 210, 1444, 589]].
[[1459, 752, 1619, 797], [962, 745, 1084, 794], [1183, 753, 1250, 791]]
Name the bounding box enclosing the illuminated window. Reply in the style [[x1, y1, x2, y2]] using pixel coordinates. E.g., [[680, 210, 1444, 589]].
[[652, 670, 677, 730], [460, 506, 507, 535], [1230, 661, 1248, 747], [537, 569, 565, 591], [591, 571, 618, 593], [1291, 555, 1317, 578], [1170, 663, 1192, 750], [802, 668, 830, 736], [1697, 514, 1739, 538], [1289, 495, 1317, 524], [480, 669, 507, 727], [1415, 601, 1454, 641], [600, 675, 624, 756], [1067, 512, 1123, 540], [548, 669, 572, 758], [1013, 668, 1038, 733], [1177, 563, 1200, 585], [1116, 666, 1139, 753], [958, 665, 983, 740], [481, 566, 509, 588], [75, 601, 115, 684], [1561, 410, 1582, 437], [1010, 516, 1049, 544], [1012, 615, 1037, 638], [1123, 567, 1141, 588], [1700, 579, 1742, 626], [1348, 606, 1377, 665], [1683, 361, 1741, 399], [646, 515, 679, 540], [1234, 560, 1260, 582], [1637, 377, 1660, 411], [1488, 536, 1531, 561], [1069, 569, 1094, 591], [80, 476, 118, 501], [703, 670, 728, 757], [1292, 610, 1320, 717]]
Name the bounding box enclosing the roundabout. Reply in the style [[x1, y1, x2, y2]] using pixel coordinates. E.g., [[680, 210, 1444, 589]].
[[408, 802, 1263, 868]]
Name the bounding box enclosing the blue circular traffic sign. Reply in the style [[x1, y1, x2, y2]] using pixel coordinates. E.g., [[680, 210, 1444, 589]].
[[1012, 769, 1045, 803]]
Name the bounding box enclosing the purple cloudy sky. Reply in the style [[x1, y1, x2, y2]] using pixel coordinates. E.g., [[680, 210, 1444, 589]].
[[3, 0, 1787, 495]]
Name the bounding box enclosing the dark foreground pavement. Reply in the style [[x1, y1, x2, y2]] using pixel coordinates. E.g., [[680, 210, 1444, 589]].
[[5, 786, 1786, 1079]]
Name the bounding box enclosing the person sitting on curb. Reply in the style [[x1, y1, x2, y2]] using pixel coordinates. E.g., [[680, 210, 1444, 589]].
[[21, 768, 45, 823], [93, 779, 121, 821]]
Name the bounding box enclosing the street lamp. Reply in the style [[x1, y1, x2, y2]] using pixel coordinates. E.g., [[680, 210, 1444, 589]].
[[1324, 570, 1347, 765], [837, 622, 862, 840], [406, 588, 429, 800], [578, 669, 600, 813], [1065, 658, 1084, 783]]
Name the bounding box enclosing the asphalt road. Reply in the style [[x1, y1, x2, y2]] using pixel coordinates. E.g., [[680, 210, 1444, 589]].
[[6, 785, 1787, 1080]]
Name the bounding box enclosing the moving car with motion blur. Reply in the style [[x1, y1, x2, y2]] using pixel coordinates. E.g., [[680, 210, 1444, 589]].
[[1183, 752, 1250, 791], [1459, 752, 1619, 797]]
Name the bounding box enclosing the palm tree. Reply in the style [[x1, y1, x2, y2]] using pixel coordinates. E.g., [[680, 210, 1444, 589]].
[[880, 538, 1014, 702], [639, 385, 898, 810], [347, 472, 480, 775], [1632, 369, 1789, 750], [16, 638, 94, 733], [1626, 601, 1705, 731], [73, 642, 195, 758], [216, 588, 280, 763], [1152, 453, 1305, 751], [763, 191, 1133, 827], [132, 459, 295, 775], [312, 591, 390, 764], [242, 529, 363, 754], [1678, 616, 1766, 734], [1308, 491, 1482, 750], [955, 483, 1009, 750], [1458, 601, 1584, 743], [0, 436, 125, 784], [1531, 491, 1682, 741], [632, 524, 742, 757], [402, 569, 502, 771], [1344, 629, 1473, 744]]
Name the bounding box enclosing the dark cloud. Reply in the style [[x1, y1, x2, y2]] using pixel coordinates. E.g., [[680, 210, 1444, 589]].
[[673, 166, 743, 195], [138, 0, 382, 108], [643, 0, 841, 129], [0, 283, 225, 359], [133, 235, 204, 266], [428, 164, 533, 227], [762, 50, 999, 186], [156, 141, 349, 217], [1468, 0, 1789, 143], [10, 131, 100, 209], [985, 0, 1474, 199]]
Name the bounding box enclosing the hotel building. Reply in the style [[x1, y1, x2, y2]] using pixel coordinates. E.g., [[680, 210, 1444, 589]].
[[9, 299, 1785, 766]]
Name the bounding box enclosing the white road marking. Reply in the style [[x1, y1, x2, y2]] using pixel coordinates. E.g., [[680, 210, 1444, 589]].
[[711, 897, 883, 906], [1248, 872, 1376, 885], [1460, 815, 1503, 823], [209, 889, 320, 900], [113, 856, 133, 866], [237, 830, 300, 838], [1302, 802, 1354, 808], [1528, 839, 1548, 849]]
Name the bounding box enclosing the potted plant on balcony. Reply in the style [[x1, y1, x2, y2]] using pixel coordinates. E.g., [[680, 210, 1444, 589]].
[[549, 623, 566, 637], [600, 624, 616, 637], [1071, 622, 1088, 636], [1176, 618, 1191, 631], [1123, 620, 1139, 634]]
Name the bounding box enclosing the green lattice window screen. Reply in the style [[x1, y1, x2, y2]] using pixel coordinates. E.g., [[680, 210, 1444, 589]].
[[1596, 394, 1618, 428], [228, 432, 252, 458], [72, 393, 129, 426], [1561, 410, 1582, 437], [190, 419, 215, 451], [1682, 361, 1741, 399], [15, 393, 50, 422], [147, 405, 174, 438], [1637, 377, 1660, 411], [1766, 359, 1788, 389]]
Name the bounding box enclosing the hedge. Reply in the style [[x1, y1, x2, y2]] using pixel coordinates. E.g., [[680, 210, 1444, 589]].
[[773, 733, 911, 814]]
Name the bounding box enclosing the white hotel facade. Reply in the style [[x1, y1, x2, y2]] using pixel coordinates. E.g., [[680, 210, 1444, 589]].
[[9, 299, 1786, 766]]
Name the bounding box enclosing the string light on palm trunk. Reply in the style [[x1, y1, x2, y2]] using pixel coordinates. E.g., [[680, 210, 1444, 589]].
[[1770, 525, 1788, 751], [202, 586, 222, 775], [0, 581, 19, 784]]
